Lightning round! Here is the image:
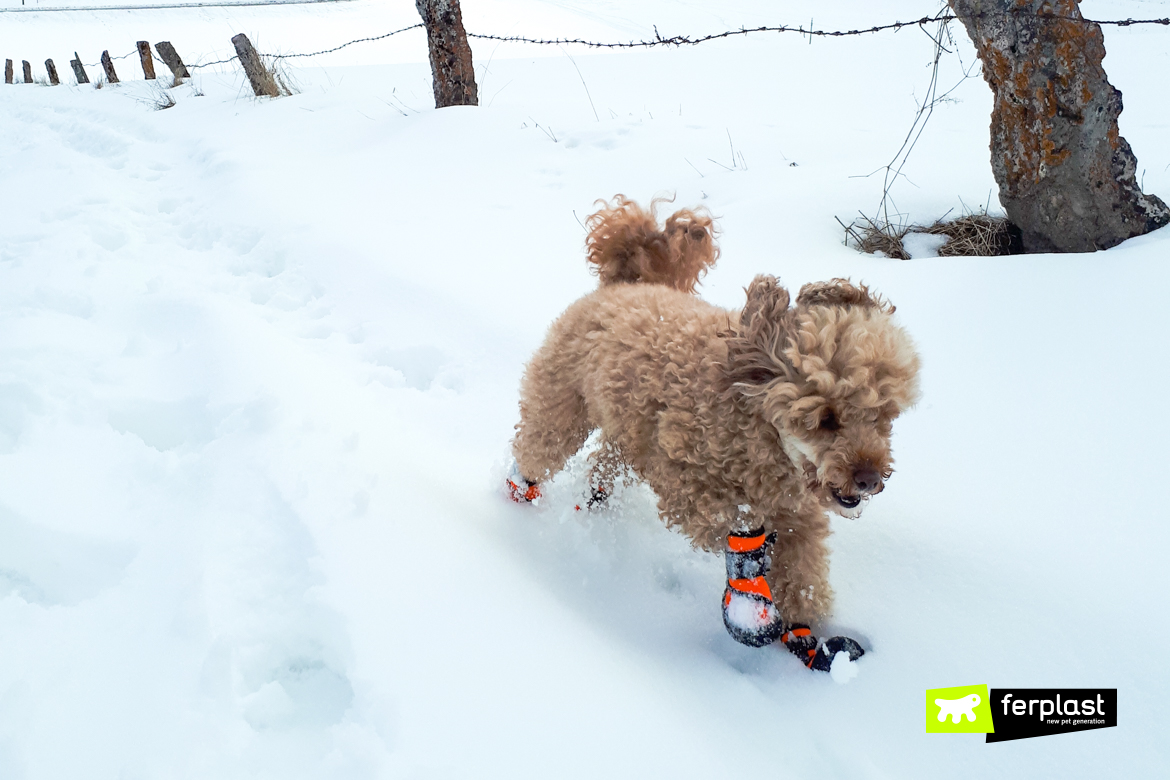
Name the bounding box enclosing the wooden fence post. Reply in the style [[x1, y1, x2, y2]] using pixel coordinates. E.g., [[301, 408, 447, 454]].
[[415, 0, 478, 107], [45, 59, 59, 86], [231, 34, 278, 97], [137, 41, 155, 79], [21, 60, 32, 83], [101, 51, 120, 83], [70, 52, 89, 84], [4, 60, 12, 85], [154, 41, 190, 81]]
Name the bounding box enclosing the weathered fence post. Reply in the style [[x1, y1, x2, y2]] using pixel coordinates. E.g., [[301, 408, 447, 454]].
[[137, 41, 156, 79], [154, 41, 190, 81], [948, 0, 1169, 252], [21, 60, 32, 83], [231, 33, 279, 97], [415, 0, 478, 107], [4, 60, 12, 85], [70, 52, 89, 84], [45, 59, 59, 86], [100, 51, 120, 83], [69, 52, 89, 84]]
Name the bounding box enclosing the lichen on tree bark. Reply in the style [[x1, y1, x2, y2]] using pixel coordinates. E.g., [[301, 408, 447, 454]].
[[949, 0, 1168, 252]]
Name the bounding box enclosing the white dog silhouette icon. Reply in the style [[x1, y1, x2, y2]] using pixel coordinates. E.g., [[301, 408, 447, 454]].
[[935, 693, 981, 723]]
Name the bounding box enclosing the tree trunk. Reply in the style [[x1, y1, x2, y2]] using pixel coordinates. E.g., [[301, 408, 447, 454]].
[[949, 0, 1169, 252], [415, 0, 478, 108]]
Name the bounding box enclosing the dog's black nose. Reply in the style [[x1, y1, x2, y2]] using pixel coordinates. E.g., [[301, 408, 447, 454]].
[[853, 468, 880, 494]]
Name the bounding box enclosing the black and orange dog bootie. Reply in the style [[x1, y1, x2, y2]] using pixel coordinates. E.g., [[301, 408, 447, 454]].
[[781, 624, 866, 672], [722, 527, 785, 647], [506, 463, 541, 504], [722, 527, 867, 670]]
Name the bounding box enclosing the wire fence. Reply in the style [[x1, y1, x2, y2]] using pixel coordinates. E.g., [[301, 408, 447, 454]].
[[68, 9, 1170, 73], [466, 12, 1170, 49], [20, 9, 1170, 83]]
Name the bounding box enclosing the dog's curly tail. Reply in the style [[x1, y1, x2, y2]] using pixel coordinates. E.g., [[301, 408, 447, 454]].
[[584, 195, 719, 293]]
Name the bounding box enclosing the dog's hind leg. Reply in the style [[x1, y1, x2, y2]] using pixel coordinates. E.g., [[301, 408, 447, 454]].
[[582, 439, 629, 509], [511, 353, 592, 486]]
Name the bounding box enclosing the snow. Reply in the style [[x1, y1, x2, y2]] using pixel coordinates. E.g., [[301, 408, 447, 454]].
[[901, 232, 950, 259], [829, 651, 860, 686], [724, 591, 779, 632], [1, 0, 1168, 777]]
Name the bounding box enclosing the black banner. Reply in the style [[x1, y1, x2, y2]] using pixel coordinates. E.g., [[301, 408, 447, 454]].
[[986, 688, 1116, 743]]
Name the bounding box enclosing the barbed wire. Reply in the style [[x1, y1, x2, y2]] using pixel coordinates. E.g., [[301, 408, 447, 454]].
[[468, 16, 949, 48], [269, 22, 423, 60], [465, 12, 1170, 49], [70, 11, 1170, 76], [189, 55, 241, 70], [183, 22, 424, 70], [83, 50, 135, 69]]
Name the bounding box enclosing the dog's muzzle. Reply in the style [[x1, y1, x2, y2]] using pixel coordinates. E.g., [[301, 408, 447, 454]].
[[832, 490, 862, 510], [830, 467, 883, 517], [829, 488, 868, 518]]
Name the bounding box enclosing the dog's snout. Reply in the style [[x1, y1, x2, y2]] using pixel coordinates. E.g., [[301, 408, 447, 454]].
[[853, 467, 881, 494]]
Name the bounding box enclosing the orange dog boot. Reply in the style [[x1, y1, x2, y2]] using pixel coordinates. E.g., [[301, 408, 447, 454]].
[[506, 463, 541, 504], [722, 527, 784, 647], [781, 624, 866, 672]]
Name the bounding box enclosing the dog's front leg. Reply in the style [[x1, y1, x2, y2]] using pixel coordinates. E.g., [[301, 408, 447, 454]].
[[764, 517, 834, 626], [764, 520, 870, 671]]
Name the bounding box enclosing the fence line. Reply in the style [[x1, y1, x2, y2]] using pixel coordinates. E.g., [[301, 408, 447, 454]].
[[464, 12, 1170, 49], [268, 23, 423, 61], [9, 10, 1170, 85], [238, 11, 1170, 63]]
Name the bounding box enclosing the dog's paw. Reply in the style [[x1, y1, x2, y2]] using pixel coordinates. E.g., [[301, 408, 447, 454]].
[[809, 636, 865, 672], [574, 485, 609, 512], [505, 463, 541, 504], [781, 626, 865, 672], [722, 587, 784, 647], [721, 528, 785, 647]]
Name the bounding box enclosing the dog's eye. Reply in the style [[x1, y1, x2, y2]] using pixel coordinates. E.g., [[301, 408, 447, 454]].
[[742, 368, 776, 385], [819, 409, 840, 431]]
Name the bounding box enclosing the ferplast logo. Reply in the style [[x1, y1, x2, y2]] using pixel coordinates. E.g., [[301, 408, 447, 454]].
[[926, 686, 1117, 742], [925, 684, 995, 734]]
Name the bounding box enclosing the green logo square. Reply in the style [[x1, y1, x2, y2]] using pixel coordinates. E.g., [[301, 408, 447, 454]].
[[926, 684, 995, 733]]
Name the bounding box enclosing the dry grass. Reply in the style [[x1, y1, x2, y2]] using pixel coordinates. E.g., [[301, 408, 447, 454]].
[[262, 55, 299, 97], [134, 81, 176, 110], [839, 210, 1022, 259]]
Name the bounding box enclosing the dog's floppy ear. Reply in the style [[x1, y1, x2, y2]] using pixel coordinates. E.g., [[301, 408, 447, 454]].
[[796, 278, 893, 313], [741, 275, 791, 329], [723, 275, 792, 389]]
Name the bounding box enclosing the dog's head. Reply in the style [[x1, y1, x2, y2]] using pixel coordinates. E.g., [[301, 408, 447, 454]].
[[725, 276, 921, 517]]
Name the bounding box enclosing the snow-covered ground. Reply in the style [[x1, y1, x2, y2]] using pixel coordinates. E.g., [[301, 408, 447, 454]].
[[1, 1, 1168, 777]]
